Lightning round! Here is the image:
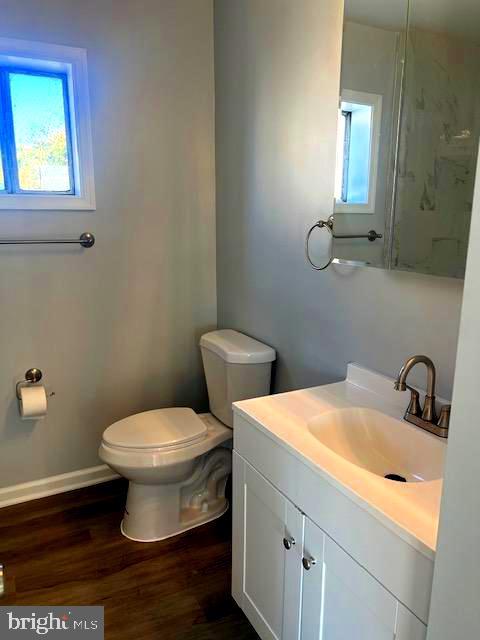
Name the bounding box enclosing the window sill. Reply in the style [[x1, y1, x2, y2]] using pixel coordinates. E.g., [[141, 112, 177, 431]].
[[0, 193, 96, 211], [334, 201, 375, 215]]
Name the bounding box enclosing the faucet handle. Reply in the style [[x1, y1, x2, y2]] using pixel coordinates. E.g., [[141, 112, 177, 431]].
[[405, 386, 421, 416], [437, 405, 451, 430]]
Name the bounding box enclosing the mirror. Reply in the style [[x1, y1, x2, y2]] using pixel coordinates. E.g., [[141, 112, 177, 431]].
[[331, 0, 480, 278], [392, 0, 480, 278], [332, 0, 408, 268]]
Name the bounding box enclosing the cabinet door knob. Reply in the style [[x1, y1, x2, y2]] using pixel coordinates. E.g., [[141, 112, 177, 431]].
[[302, 556, 317, 570], [283, 536, 296, 550]]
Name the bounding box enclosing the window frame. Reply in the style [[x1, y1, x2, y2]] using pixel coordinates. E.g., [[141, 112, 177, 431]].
[[339, 109, 352, 203], [0, 37, 95, 211], [334, 89, 383, 215]]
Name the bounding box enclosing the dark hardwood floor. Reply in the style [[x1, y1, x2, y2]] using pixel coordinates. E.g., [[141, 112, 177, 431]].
[[0, 479, 258, 640]]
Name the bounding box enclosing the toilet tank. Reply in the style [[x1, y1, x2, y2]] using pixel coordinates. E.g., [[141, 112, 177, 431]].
[[200, 330, 276, 427]]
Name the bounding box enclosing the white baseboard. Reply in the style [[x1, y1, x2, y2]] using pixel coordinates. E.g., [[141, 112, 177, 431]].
[[0, 465, 120, 509]]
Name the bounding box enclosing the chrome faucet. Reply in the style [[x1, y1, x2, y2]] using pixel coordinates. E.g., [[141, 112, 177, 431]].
[[394, 355, 450, 438]]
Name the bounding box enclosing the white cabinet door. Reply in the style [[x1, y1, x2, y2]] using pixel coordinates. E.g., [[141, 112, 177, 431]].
[[301, 518, 398, 640], [232, 452, 304, 640]]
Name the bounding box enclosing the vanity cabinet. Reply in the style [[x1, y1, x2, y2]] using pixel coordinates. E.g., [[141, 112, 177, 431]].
[[232, 452, 427, 640]]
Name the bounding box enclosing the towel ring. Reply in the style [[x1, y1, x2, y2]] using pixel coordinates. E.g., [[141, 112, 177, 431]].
[[305, 216, 334, 271]]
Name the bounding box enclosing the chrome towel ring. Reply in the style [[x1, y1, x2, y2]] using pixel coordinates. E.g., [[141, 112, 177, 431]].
[[306, 215, 383, 271], [305, 216, 334, 271]]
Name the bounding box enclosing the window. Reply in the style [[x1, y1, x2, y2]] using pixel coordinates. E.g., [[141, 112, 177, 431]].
[[0, 37, 95, 210], [334, 90, 382, 214]]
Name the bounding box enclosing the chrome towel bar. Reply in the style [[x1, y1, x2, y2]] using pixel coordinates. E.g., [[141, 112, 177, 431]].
[[0, 232, 95, 248], [334, 229, 383, 241]]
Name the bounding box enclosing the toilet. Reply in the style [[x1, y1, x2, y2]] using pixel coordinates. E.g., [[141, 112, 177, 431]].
[[99, 330, 276, 542]]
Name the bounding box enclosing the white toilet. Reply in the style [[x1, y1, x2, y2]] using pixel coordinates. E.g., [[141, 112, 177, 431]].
[[99, 330, 275, 542]]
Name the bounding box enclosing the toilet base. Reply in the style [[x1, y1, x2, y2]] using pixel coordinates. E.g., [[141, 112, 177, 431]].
[[120, 500, 229, 543], [120, 447, 232, 543]]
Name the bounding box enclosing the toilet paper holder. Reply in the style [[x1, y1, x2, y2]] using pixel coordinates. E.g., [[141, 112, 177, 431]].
[[16, 368, 44, 400]]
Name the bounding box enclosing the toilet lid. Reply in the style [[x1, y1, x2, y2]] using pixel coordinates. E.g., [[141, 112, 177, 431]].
[[103, 408, 207, 450]]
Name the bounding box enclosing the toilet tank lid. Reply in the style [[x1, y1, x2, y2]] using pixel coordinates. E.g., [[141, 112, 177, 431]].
[[200, 330, 276, 364]]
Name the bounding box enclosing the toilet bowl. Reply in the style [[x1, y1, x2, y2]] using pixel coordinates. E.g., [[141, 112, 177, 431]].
[[99, 330, 276, 542], [100, 410, 232, 541]]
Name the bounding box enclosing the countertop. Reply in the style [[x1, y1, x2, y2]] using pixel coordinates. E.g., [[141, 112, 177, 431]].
[[233, 364, 448, 559]]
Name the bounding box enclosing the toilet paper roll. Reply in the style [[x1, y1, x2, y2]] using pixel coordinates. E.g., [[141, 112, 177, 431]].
[[19, 385, 47, 420]]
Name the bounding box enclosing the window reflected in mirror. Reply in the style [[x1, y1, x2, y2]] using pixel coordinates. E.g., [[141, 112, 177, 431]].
[[335, 91, 382, 213]]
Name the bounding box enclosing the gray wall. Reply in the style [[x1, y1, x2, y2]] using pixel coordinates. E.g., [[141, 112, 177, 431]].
[[215, 0, 464, 400], [0, 0, 216, 487], [427, 161, 480, 639]]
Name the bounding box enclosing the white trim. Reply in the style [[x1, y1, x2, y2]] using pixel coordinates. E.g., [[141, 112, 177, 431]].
[[0, 36, 96, 211], [0, 464, 119, 509], [335, 88, 383, 215], [0, 193, 95, 211]]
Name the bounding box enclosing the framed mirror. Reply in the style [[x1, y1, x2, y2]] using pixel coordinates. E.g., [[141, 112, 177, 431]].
[[330, 0, 480, 279]]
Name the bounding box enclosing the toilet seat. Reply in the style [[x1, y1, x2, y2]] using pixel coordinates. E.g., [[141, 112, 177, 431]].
[[103, 407, 207, 451], [100, 412, 232, 471]]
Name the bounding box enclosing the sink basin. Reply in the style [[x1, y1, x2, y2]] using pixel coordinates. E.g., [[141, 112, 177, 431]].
[[307, 407, 445, 482]]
